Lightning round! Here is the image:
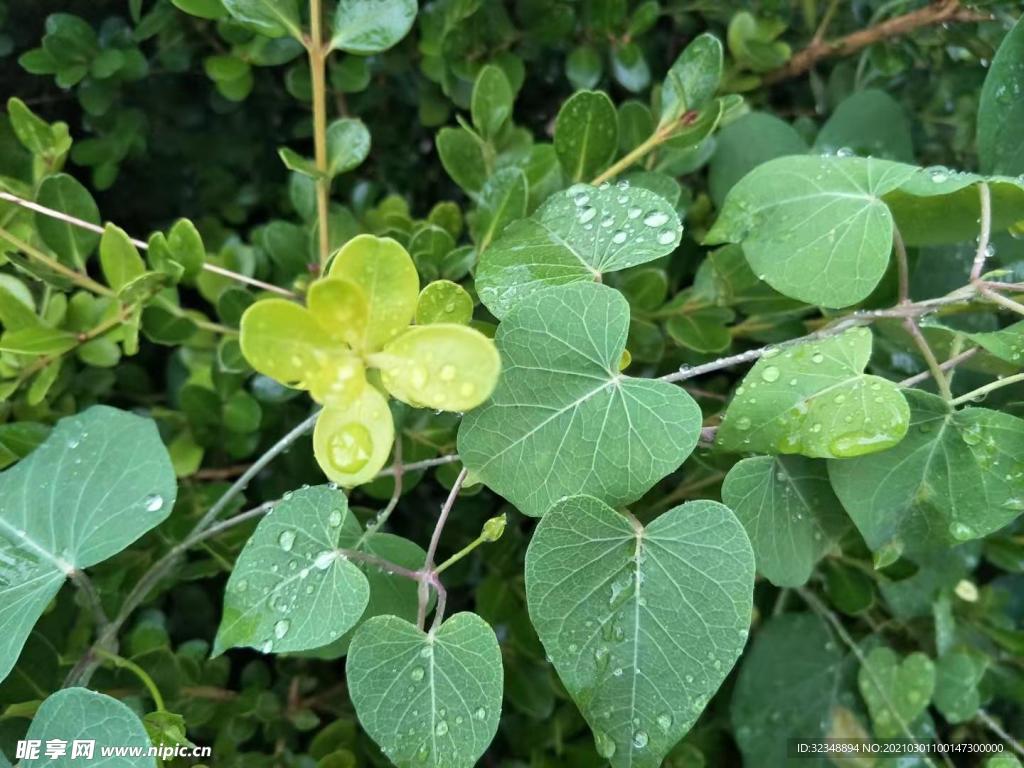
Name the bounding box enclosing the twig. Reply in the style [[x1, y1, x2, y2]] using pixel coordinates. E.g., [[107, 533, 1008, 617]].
[[0, 225, 113, 296], [903, 317, 952, 400], [95, 649, 166, 712], [763, 0, 989, 84], [976, 709, 1024, 758], [0, 191, 298, 298], [306, 0, 332, 267], [894, 229, 910, 304], [950, 372, 1024, 407], [982, 287, 1024, 317], [355, 440, 404, 547], [374, 453, 460, 477], [970, 183, 992, 282], [898, 347, 977, 387], [417, 468, 469, 631], [69, 569, 109, 629]]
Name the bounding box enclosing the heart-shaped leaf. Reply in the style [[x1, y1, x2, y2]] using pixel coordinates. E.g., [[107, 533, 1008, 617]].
[[0, 406, 176, 684], [829, 389, 1024, 555], [705, 156, 917, 307], [459, 282, 701, 517], [477, 181, 681, 318], [857, 647, 934, 738], [21, 688, 154, 767], [731, 613, 847, 768], [525, 495, 754, 768], [716, 328, 910, 459], [215, 485, 370, 655], [347, 613, 503, 768], [722, 455, 847, 587]]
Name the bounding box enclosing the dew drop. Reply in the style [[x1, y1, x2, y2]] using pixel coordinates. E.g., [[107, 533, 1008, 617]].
[[411, 666, 425, 682], [313, 550, 337, 569], [327, 423, 373, 475], [143, 494, 165, 513], [434, 720, 449, 736], [760, 365, 780, 383], [627, 207, 642, 219], [632, 730, 649, 749], [949, 521, 975, 541], [579, 206, 597, 224], [657, 713, 672, 731], [612, 230, 628, 244], [278, 530, 296, 552], [274, 619, 290, 639], [328, 510, 343, 527], [643, 211, 669, 227], [474, 707, 487, 720]]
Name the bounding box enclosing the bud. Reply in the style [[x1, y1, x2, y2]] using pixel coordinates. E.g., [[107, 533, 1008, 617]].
[[480, 514, 507, 543]]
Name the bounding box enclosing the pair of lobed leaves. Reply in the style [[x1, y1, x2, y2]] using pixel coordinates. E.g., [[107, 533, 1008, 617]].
[[240, 234, 500, 486]]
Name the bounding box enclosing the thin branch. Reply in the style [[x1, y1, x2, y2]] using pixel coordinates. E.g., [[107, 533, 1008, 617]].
[[903, 317, 952, 400], [976, 709, 1024, 758], [418, 468, 469, 630], [982, 287, 1024, 317], [69, 569, 109, 628], [425, 468, 469, 571], [356, 440, 404, 547], [950, 372, 1024, 407], [375, 453, 460, 477], [898, 347, 978, 387], [763, 0, 990, 85], [970, 183, 993, 282], [0, 225, 113, 296], [0, 191, 298, 298], [893, 229, 910, 304], [307, 0, 332, 267]]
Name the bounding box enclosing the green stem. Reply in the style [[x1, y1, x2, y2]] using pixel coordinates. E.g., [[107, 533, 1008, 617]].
[[95, 649, 166, 712], [435, 533, 488, 575], [308, 0, 331, 269], [950, 372, 1024, 407], [590, 124, 673, 186], [0, 226, 113, 296], [903, 317, 952, 401]]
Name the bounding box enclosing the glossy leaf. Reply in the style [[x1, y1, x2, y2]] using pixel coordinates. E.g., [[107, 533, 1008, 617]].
[[829, 389, 1024, 555], [35, 173, 101, 268], [460, 283, 701, 518], [978, 15, 1024, 175], [99, 224, 146, 291], [706, 155, 916, 307], [327, 118, 371, 177], [470, 167, 528, 251], [477, 181, 681, 318], [21, 688, 153, 767], [554, 90, 618, 182], [525, 495, 754, 768], [331, 0, 417, 55], [472, 64, 513, 140], [966, 320, 1024, 365], [933, 650, 986, 723], [0, 326, 78, 355], [814, 90, 914, 162], [0, 406, 176, 683], [659, 33, 722, 127], [307, 277, 369, 351], [222, 0, 301, 38], [240, 298, 334, 386], [722, 456, 846, 587], [731, 613, 845, 768], [375, 324, 499, 411], [415, 280, 473, 325], [857, 647, 934, 739], [708, 112, 807, 207], [215, 485, 370, 655], [313, 385, 394, 486], [327, 235, 419, 352], [347, 613, 503, 768], [436, 127, 488, 194], [716, 328, 910, 459]]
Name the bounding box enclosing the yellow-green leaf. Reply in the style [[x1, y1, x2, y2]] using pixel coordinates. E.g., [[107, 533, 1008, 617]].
[[313, 385, 394, 486], [374, 324, 500, 412], [306, 352, 366, 408], [240, 299, 334, 386], [327, 235, 419, 352], [307, 277, 369, 350]]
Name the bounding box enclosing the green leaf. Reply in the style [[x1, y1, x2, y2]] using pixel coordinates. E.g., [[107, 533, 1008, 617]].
[[933, 649, 986, 724], [708, 112, 808, 207], [814, 90, 914, 162], [471, 64, 513, 140], [279, 147, 323, 179], [715, 328, 910, 459], [722, 456, 846, 587], [0, 422, 48, 470], [346, 613, 503, 768], [215, 485, 370, 655], [328, 234, 420, 352], [459, 283, 701, 517], [707, 155, 918, 307], [331, 0, 417, 55], [240, 298, 335, 386], [469, 167, 528, 251], [100, 224, 146, 291], [477, 181, 681, 318], [610, 42, 650, 93], [554, 90, 618, 182], [730, 613, 846, 768], [21, 688, 154, 767], [326, 118, 371, 177], [965, 320, 1024, 365], [7, 97, 71, 160], [857, 647, 934, 739], [664, 307, 732, 354], [313, 385, 394, 486], [829, 389, 1024, 555], [436, 127, 488, 195], [35, 173, 101, 268], [221, 0, 301, 38], [416, 280, 473, 325], [978, 15, 1024, 175], [525, 495, 754, 768], [171, 0, 228, 20], [0, 406, 176, 683], [566, 45, 601, 90], [659, 33, 722, 128], [166, 218, 205, 282], [375, 324, 500, 411], [0, 326, 78, 355]]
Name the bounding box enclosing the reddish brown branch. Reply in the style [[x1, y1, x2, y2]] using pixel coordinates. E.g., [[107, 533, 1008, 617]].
[[764, 0, 990, 84]]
